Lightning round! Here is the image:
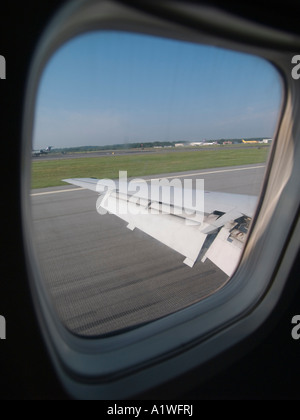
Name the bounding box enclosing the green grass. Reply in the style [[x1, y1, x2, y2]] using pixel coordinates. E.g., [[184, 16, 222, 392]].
[[32, 147, 269, 189]]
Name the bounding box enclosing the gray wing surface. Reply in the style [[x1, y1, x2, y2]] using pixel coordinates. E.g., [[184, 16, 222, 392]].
[[63, 177, 257, 276]]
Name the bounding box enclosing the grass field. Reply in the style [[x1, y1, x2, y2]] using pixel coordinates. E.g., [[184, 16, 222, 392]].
[[32, 147, 269, 189]]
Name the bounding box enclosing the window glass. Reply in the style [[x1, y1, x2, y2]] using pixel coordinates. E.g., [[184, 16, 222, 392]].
[[31, 31, 282, 336]]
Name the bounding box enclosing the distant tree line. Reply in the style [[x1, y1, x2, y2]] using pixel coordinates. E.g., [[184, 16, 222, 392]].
[[52, 138, 268, 153], [52, 141, 186, 153]]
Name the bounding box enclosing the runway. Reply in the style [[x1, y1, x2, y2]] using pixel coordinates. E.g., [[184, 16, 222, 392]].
[[32, 148, 155, 161], [31, 164, 266, 336], [32, 144, 269, 161]]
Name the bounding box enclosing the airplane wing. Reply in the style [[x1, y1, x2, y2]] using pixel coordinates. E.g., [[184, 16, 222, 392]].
[[63, 177, 257, 276]]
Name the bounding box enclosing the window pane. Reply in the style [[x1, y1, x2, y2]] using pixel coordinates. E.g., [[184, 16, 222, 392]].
[[31, 31, 282, 336]]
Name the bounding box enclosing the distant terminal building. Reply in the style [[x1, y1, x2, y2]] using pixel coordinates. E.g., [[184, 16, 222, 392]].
[[189, 142, 218, 146], [261, 139, 272, 143], [189, 142, 204, 146], [175, 143, 185, 147]]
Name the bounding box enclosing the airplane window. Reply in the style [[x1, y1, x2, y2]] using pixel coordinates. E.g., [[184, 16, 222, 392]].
[[31, 31, 282, 337]]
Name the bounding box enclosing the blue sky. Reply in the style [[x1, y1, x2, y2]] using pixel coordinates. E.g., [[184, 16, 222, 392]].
[[33, 31, 282, 148]]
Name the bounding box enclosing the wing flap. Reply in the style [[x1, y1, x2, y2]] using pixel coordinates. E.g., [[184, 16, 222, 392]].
[[99, 190, 207, 267], [202, 224, 242, 276]]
